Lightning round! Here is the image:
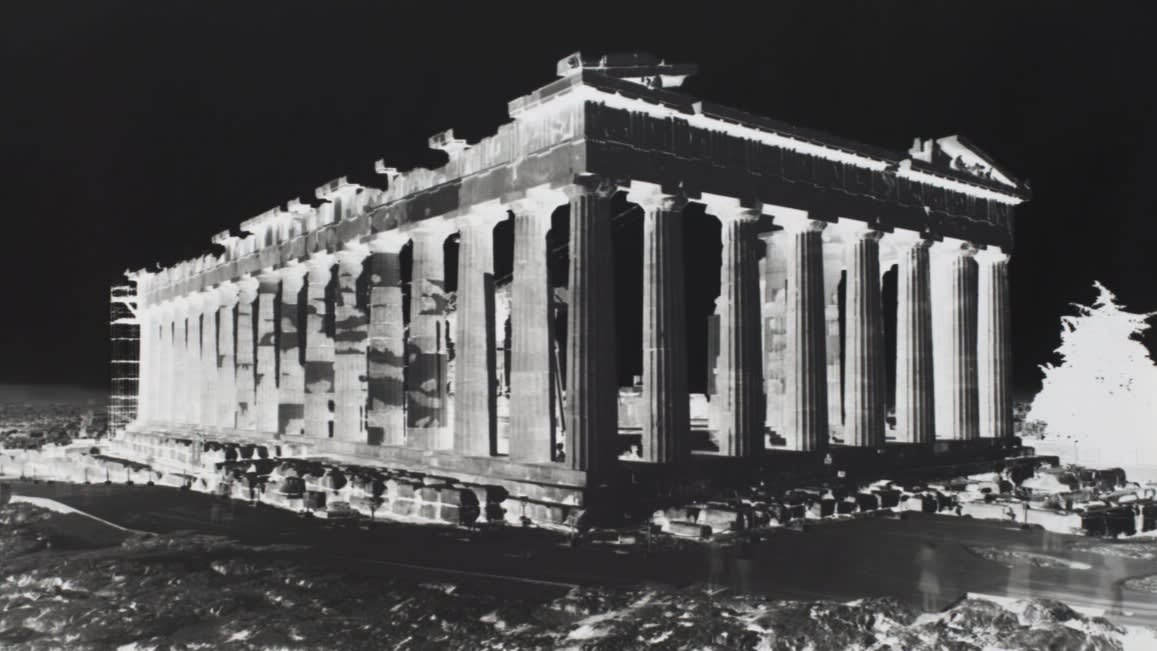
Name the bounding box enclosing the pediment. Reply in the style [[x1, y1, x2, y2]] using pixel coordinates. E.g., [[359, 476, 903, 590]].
[[909, 135, 1020, 189]]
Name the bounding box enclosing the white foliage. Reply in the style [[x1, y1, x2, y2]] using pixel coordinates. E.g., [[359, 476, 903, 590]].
[[1027, 282, 1157, 457]]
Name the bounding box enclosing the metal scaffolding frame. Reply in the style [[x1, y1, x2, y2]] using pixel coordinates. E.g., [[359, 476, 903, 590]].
[[109, 283, 139, 437]]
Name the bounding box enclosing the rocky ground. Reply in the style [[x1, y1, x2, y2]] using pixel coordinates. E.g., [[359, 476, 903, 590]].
[[2, 503, 1157, 650]]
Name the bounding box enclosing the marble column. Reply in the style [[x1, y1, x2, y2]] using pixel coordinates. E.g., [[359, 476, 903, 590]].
[[199, 292, 219, 429], [136, 308, 152, 423], [278, 263, 308, 437], [840, 221, 886, 448], [216, 283, 239, 430], [508, 190, 563, 464], [367, 233, 408, 446], [629, 182, 690, 464], [235, 277, 259, 431], [185, 294, 203, 426], [977, 247, 1012, 440], [406, 222, 454, 450], [779, 214, 829, 452], [304, 255, 335, 439], [821, 236, 845, 441], [160, 304, 175, 423], [705, 194, 764, 457], [931, 239, 979, 440], [454, 203, 507, 457], [564, 176, 618, 472], [255, 271, 280, 434], [759, 232, 788, 437], [334, 246, 370, 442], [891, 233, 935, 444]]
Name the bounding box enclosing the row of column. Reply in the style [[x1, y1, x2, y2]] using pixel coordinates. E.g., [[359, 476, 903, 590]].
[[136, 180, 1013, 476]]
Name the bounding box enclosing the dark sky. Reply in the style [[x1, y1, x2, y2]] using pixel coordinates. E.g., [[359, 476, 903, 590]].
[[3, 2, 1155, 396]]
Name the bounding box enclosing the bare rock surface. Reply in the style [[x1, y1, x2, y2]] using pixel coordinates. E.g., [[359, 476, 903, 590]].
[[1, 503, 1155, 649]]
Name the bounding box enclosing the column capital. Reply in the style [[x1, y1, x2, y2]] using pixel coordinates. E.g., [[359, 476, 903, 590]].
[[215, 281, 240, 309], [508, 184, 569, 217], [335, 243, 370, 270], [407, 217, 457, 244], [701, 192, 760, 222], [881, 228, 933, 252], [974, 246, 1010, 265], [256, 267, 282, 291], [200, 290, 221, 313], [834, 218, 885, 241], [561, 173, 616, 200], [459, 200, 508, 232], [237, 275, 259, 303], [625, 180, 687, 213], [929, 237, 978, 259], [305, 252, 336, 277], [368, 230, 409, 254], [775, 209, 827, 234]]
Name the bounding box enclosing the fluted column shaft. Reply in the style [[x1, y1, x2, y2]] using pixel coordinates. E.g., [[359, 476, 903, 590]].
[[278, 264, 307, 436], [822, 245, 844, 440], [455, 207, 506, 457], [367, 236, 407, 446], [564, 178, 618, 473], [199, 294, 219, 428], [255, 274, 280, 434], [136, 309, 152, 423], [760, 232, 788, 435], [632, 185, 689, 463], [977, 248, 1012, 440], [709, 198, 764, 457], [508, 194, 560, 464], [931, 241, 980, 440], [842, 225, 886, 448], [185, 296, 202, 425], [216, 284, 239, 430], [406, 225, 453, 450], [894, 237, 935, 444], [304, 256, 335, 439], [161, 306, 176, 423], [334, 249, 369, 442], [235, 278, 258, 431], [782, 217, 829, 451]]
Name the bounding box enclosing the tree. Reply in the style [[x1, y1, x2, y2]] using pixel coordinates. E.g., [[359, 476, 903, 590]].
[[1027, 282, 1157, 464]]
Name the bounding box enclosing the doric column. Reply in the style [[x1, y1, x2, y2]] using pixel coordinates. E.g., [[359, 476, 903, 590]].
[[759, 232, 788, 436], [821, 235, 844, 440], [704, 194, 764, 457], [159, 303, 175, 423], [367, 233, 408, 446], [931, 239, 980, 440], [406, 221, 455, 450], [136, 307, 152, 423], [334, 246, 370, 442], [235, 277, 258, 431], [454, 202, 507, 457], [185, 294, 203, 426], [629, 182, 690, 464], [976, 247, 1012, 440], [215, 282, 239, 430], [840, 220, 887, 448], [199, 292, 219, 429], [508, 189, 564, 464], [889, 232, 935, 444], [255, 271, 280, 434], [564, 176, 618, 473], [778, 213, 829, 452], [304, 254, 335, 439], [278, 262, 308, 437]]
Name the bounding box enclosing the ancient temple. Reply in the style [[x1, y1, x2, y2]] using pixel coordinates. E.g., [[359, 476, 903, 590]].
[[119, 52, 1029, 519]]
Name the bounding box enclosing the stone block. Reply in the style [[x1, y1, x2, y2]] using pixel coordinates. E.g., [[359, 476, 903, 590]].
[[439, 488, 479, 507], [391, 499, 415, 517], [418, 487, 440, 503], [697, 507, 740, 532], [418, 502, 438, 520], [440, 502, 480, 525], [394, 482, 416, 500]]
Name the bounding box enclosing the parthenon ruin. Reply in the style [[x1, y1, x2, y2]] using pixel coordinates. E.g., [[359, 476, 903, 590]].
[[118, 52, 1030, 520]]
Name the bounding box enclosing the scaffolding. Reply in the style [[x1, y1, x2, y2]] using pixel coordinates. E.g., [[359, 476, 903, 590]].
[[109, 283, 140, 437]]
